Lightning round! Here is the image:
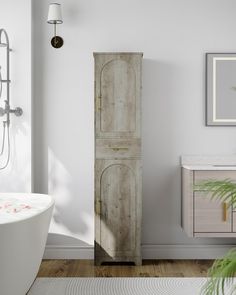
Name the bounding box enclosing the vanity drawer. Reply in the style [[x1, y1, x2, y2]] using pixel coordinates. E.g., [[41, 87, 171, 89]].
[[182, 167, 236, 237], [194, 192, 231, 233], [194, 171, 236, 186], [96, 139, 141, 159]]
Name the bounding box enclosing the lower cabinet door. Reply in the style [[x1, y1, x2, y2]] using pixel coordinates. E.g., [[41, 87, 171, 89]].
[[194, 192, 231, 233], [95, 159, 141, 264]]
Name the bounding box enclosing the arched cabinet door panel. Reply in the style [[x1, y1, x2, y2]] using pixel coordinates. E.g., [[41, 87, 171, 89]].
[[94, 53, 142, 138], [95, 159, 142, 263], [100, 60, 136, 133], [101, 163, 135, 255]]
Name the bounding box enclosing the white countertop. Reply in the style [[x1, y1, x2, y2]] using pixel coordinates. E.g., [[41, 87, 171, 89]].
[[182, 165, 236, 171]]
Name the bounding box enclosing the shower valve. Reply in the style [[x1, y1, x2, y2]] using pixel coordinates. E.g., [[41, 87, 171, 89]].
[[0, 101, 23, 118]]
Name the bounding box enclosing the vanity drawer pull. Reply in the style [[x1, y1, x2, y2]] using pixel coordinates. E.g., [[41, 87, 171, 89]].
[[223, 202, 228, 222], [111, 147, 129, 151]]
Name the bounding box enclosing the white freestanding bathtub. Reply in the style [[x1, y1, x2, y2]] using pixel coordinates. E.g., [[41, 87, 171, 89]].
[[0, 193, 54, 295]]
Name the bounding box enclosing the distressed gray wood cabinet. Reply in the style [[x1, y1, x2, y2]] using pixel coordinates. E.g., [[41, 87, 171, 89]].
[[94, 52, 143, 265], [182, 167, 236, 238]]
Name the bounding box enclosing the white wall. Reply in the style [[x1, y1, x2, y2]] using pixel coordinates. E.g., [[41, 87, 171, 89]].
[[0, 0, 31, 192], [32, 0, 236, 258]]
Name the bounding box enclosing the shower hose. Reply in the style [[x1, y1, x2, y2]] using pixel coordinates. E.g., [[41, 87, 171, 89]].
[[0, 121, 10, 170]]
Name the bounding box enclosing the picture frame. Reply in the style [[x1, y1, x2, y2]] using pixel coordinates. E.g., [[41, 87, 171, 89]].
[[206, 53, 236, 126]]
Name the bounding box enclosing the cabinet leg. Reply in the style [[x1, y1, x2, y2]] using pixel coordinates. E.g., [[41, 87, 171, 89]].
[[94, 258, 103, 266], [134, 257, 142, 266]]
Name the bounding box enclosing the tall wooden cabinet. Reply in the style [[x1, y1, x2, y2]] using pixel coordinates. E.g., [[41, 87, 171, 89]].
[[94, 52, 143, 265]]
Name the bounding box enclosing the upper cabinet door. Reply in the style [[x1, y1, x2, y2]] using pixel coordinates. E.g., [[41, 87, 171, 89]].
[[94, 53, 142, 138]]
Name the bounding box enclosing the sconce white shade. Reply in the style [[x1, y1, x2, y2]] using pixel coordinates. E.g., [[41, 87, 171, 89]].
[[47, 3, 63, 24]]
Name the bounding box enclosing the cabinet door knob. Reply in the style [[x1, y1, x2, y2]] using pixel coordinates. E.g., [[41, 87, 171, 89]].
[[96, 96, 101, 112], [95, 200, 101, 215]]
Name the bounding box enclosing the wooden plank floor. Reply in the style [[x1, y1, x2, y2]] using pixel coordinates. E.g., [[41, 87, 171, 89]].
[[38, 260, 213, 277]]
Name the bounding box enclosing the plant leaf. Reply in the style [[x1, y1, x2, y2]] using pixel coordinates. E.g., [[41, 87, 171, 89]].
[[195, 179, 236, 294], [201, 249, 236, 295]]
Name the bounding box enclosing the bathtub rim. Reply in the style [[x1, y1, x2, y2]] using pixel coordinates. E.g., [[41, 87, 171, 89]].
[[0, 193, 54, 225]]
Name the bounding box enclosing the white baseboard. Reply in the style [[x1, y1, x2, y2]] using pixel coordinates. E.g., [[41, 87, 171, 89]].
[[141, 244, 235, 259], [44, 245, 94, 259], [43, 244, 235, 260]]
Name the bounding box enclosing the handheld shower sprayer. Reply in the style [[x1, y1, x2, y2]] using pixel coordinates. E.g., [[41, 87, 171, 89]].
[[0, 29, 23, 170]]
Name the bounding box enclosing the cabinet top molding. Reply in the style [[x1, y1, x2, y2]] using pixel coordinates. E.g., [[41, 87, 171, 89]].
[[93, 52, 143, 56]]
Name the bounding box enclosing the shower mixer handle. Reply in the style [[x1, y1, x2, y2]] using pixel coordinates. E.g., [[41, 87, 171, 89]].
[[12, 107, 23, 117]]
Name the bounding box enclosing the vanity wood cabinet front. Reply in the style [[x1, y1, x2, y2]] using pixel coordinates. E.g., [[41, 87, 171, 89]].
[[182, 168, 236, 237], [94, 53, 143, 265]]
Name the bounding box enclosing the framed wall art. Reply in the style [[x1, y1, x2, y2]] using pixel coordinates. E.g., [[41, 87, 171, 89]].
[[206, 53, 236, 126]]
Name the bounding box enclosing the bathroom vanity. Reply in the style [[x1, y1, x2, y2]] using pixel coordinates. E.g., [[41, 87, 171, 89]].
[[181, 156, 236, 238]]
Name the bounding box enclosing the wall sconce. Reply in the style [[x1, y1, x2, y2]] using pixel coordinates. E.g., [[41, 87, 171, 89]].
[[47, 3, 63, 48]]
